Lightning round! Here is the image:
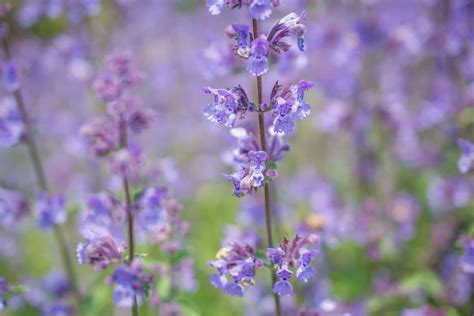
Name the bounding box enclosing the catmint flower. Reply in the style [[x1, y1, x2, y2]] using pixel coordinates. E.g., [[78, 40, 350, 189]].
[[2, 62, 20, 92], [203, 86, 252, 127], [247, 37, 269, 76], [0, 277, 8, 311], [267, 235, 319, 296], [226, 24, 252, 58], [460, 237, 474, 274], [206, 0, 278, 20], [457, 138, 474, 174], [42, 271, 71, 299], [0, 96, 24, 148], [209, 242, 262, 297], [0, 187, 29, 228], [136, 187, 168, 232], [80, 116, 118, 156], [267, 11, 307, 53], [173, 259, 198, 292], [41, 303, 74, 316], [77, 192, 126, 270], [35, 192, 67, 230], [108, 145, 143, 179], [108, 259, 154, 308], [225, 150, 268, 197], [270, 80, 314, 134]]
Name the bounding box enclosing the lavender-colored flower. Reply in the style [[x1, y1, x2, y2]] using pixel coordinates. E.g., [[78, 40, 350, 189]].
[[35, 192, 67, 230], [80, 116, 118, 156], [227, 24, 252, 58], [460, 237, 474, 274], [2, 62, 20, 92], [136, 187, 167, 232], [42, 271, 71, 299], [270, 80, 314, 134], [206, 0, 225, 15], [203, 86, 252, 127], [77, 192, 126, 270], [0, 278, 7, 311], [209, 242, 262, 297], [267, 234, 319, 296], [250, 0, 274, 21], [108, 259, 154, 307], [457, 138, 474, 174], [0, 188, 29, 228], [40, 303, 74, 316], [173, 258, 198, 293], [225, 150, 269, 197], [247, 37, 269, 76], [267, 11, 307, 53], [0, 97, 24, 148]]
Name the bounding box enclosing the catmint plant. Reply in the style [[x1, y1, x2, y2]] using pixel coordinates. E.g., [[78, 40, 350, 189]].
[[0, 5, 82, 311], [203, 2, 318, 314], [78, 51, 196, 315]]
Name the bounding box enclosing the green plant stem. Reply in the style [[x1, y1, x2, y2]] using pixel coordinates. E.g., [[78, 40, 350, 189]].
[[252, 18, 282, 316], [2, 38, 82, 308], [118, 119, 139, 316]]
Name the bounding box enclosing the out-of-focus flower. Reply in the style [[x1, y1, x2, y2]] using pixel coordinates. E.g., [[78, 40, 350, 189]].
[[35, 192, 67, 230], [206, 0, 279, 20], [2, 62, 20, 92], [457, 138, 474, 174], [0, 97, 24, 148], [0, 188, 29, 228], [108, 259, 154, 307], [460, 237, 474, 274]]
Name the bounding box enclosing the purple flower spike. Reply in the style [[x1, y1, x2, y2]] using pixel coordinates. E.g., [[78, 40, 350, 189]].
[[2, 62, 20, 92], [35, 193, 67, 230], [247, 38, 269, 76], [457, 138, 474, 174]]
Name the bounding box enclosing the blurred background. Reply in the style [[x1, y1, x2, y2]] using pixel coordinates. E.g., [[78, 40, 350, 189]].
[[1, 0, 474, 315]]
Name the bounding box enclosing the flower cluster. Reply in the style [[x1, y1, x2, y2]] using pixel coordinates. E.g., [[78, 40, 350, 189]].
[[203, 86, 253, 127], [460, 237, 474, 274], [0, 188, 29, 228], [225, 11, 307, 76], [267, 235, 319, 296], [206, 0, 280, 20], [209, 242, 262, 297], [108, 259, 154, 308], [76, 192, 126, 270]]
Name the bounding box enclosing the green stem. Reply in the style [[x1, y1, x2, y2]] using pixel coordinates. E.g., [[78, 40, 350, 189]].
[[2, 38, 82, 308], [118, 119, 139, 316], [252, 18, 282, 316]]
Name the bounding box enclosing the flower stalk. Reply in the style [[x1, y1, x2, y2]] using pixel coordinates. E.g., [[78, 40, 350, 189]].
[[252, 18, 282, 316]]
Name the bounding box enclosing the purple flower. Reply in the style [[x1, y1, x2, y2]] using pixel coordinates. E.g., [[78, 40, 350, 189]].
[[2, 62, 20, 92], [225, 150, 268, 196], [0, 188, 29, 228], [209, 243, 262, 297], [0, 278, 8, 311], [270, 80, 314, 134], [460, 238, 474, 274], [136, 187, 167, 232], [76, 235, 125, 270], [457, 138, 474, 174], [267, 235, 319, 295], [80, 116, 118, 156], [250, 0, 274, 20], [109, 259, 154, 307], [226, 24, 252, 58], [0, 97, 24, 148], [273, 266, 293, 296], [203, 86, 252, 127], [247, 37, 269, 76], [206, 0, 225, 15], [35, 193, 67, 230], [267, 12, 307, 53], [41, 303, 74, 316]]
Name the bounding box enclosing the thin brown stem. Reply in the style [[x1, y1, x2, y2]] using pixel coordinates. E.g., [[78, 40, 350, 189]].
[[118, 119, 139, 316], [2, 38, 82, 308], [252, 18, 282, 316]]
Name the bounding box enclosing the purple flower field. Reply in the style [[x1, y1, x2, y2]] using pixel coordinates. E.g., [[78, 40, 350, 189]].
[[0, 0, 473, 315]]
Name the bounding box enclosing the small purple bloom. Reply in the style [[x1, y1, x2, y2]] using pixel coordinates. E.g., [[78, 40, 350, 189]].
[[203, 86, 251, 127], [457, 138, 474, 174], [224, 278, 244, 297], [0, 97, 24, 148], [0, 278, 7, 311], [250, 0, 273, 20], [460, 238, 474, 274], [35, 193, 67, 230], [247, 38, 269, 76], [206, 0, 225, 15], [227, 24, 252, 58], [2, 62, 20, 92], [136, 187, 167, 232]]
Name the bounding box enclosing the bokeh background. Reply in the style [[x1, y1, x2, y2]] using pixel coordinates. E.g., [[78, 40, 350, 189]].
[[1, 0, 474, 315]]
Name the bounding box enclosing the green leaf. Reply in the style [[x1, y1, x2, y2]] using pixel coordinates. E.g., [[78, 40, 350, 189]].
[[399, 270, 442, 297]]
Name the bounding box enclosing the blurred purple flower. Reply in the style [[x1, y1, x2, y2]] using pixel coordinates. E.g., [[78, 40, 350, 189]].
[[35, 192, 67, 230], [0, 97, 24, 148], [457, 138, 474, 174], [2, 62, 20, 92]]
